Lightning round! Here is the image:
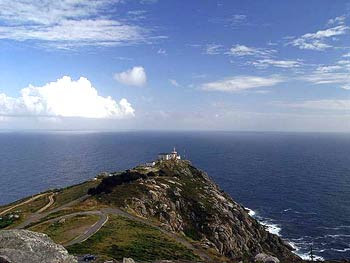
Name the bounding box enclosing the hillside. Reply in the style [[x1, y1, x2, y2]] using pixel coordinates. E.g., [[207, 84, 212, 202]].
[[0, 159, 304, 262]]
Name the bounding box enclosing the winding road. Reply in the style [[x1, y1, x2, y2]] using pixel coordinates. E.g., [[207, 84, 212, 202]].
[[11, 194, 210, 261]]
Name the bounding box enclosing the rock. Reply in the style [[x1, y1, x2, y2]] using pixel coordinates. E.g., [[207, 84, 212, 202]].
[[90, 160, 300, 262], [0, 256, 10, 263], [0, 230, 77, 263], [123, 258, 135, 263], [255, 253, 280, 263]]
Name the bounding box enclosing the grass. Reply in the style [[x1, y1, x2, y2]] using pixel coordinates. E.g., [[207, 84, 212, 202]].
[[50, 179, 101, 210], [1, 193, 51, 229], [67, 215, 199, 261], [29, 214, 100, 245], [0, 216, 17, 229]]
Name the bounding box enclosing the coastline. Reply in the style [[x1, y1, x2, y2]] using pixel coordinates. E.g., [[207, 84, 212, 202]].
[[246, 207, 324, 261]]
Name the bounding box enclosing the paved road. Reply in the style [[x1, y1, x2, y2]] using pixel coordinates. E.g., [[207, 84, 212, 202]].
[[13, 194, 211, 261], [64, 212, 109, 247]]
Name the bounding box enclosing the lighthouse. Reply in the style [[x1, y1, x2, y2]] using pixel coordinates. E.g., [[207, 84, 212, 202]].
[[158, 147, 181, 161]]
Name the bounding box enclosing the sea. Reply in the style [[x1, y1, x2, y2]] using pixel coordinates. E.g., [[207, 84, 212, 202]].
[[1, 131, 350, 260]]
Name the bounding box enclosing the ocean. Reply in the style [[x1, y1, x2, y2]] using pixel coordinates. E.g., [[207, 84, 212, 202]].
[[1, 131, 350, 260]]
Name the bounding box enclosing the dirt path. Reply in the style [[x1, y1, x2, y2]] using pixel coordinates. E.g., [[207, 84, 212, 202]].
[[13, 194, 211, 261], [37, 193, 55, 213], [15, 195, 90, 229], [0, 193, 47, 216]]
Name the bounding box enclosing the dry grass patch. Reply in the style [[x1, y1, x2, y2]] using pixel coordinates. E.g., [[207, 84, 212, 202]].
[[29, 214, 100, 245]]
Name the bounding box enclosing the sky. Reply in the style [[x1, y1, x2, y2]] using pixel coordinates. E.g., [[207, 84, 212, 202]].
[[1, 0, 350, 132]]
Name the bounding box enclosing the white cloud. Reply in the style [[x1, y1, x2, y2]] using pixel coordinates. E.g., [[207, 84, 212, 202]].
[[327, 15, 346, 26], [169, 79, 181, 87], [315, 65, 343, 73], [0, 76, 135, 118], [210, 14, 248, 28], [0, 0, 152, 48], [290, 25, 349, 50], [343, 52, 350, 58], [302, 72, 350, 87], [201, 75, 284, 93], [250, 59, 302, 68], [157, 48, 167, 55], [228, 44, 276, 57], [114, 66, 147, 86], [205, 44, 223, 55], [283, 100, 350, 111]]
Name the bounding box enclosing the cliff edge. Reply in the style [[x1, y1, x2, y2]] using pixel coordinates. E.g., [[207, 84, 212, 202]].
[[88, 160, 300, 262]]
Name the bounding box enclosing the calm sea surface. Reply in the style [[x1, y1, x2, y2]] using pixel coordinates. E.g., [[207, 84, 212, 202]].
[[1, 131, 350, 260]]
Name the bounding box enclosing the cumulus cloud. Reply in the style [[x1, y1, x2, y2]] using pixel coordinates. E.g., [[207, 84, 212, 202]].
[[201, 75, 284, 93], [114, 66, 147, 86], [290, 25, 349, 50], [0, 76, 135, 118], [228, 44, 276, 57], [0, 0, 153, 48]]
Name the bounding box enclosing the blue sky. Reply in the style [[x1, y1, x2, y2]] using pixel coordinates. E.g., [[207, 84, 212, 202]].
[[1, 0, 350, 131]]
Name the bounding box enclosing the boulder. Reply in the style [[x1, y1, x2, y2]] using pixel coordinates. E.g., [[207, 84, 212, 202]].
[[255, 253, 280, 263], [123, 258, 135, 263], [0, 230, 77, 263], [0, 256, 10, 263]]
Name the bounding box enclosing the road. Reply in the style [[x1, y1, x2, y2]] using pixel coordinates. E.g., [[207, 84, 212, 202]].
[[37, 193, 55, 213], [15, 195, 90, 229], [0, 193, 48, 216], [12, 194, 211, 261]]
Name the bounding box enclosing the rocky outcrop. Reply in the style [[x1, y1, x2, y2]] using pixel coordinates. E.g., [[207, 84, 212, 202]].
[[255, 253, 280, 263], [0, 230, 77, 263], [90, 160, 301, 262]]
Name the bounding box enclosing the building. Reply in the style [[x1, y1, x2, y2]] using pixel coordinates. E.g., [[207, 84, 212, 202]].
[[158, 147, 181, 161]]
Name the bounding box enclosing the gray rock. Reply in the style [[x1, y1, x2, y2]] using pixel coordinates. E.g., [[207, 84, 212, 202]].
[[123, 258, 135, 263], [0, 230, 77, 263], [255, 253, 280, 263], [0, 255, 10, 263]]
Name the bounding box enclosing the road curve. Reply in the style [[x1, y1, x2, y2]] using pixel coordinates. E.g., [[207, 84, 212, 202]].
[[37, 193, 55, 213], [12, 194, 211, 261], [64, 213, 109, 247], [15, 195, 90, 229]]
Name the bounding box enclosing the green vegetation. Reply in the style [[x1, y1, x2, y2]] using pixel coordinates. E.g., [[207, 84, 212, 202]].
[[95, 182, 148, 207], [29, 214, 100, 245], [68, 215, 199, 261], [50, 180, 100, 210], [0, 216, 18, 229], [1, 194, 51, 228]]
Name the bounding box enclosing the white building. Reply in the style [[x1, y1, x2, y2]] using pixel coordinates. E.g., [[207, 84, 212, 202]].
[[158, 147, 181, 161]]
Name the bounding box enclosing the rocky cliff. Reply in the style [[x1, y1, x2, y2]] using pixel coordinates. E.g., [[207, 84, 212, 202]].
[[89, 160, 300, 262], [0, 230, 77, 263]]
